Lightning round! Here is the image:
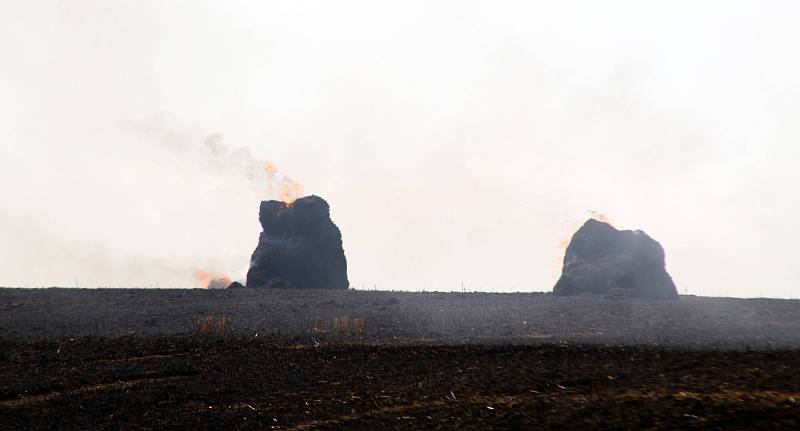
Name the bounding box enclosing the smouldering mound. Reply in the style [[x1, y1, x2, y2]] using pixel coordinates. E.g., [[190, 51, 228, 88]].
[[245, 195, 349, 289], [553, 219, 678, 299]]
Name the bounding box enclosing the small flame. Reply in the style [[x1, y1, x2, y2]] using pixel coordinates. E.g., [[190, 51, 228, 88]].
[[588, 210, 615, 227], [263, 161, 304, 204], [279, 175, 304, 205], [194, 269, 232, 289]]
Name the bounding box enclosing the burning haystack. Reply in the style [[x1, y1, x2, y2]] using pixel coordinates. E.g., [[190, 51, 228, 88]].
[[553, 219, 678, 299], [245, 195, 349, 289]]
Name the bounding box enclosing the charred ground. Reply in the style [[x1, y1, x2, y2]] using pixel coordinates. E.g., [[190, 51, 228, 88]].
[[2, 337, 800, 430], [2, 289, 800, 430], [2, 288, 800, 347]]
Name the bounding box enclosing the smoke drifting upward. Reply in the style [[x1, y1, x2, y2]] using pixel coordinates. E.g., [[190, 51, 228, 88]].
[[262, 161, 305, 204], [0, 110, 309, 288], [194, 269, 232, 289], [126, 115, 305, 204], [138, 119, 307, 283], [140, 120, 308, 284], [264, 161, 279, 194], [3, 2, 800, 297], [279, 176, 305, 205]]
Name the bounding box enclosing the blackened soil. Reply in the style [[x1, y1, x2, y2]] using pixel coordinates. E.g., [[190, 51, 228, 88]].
[[3, 288, 800, 348], [1, 336, 799, 430]]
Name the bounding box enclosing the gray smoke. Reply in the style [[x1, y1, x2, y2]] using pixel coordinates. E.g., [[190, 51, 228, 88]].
[[1, 2, 799, 297]]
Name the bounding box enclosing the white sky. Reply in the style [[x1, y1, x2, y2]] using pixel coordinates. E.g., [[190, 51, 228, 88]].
[[1, 1, 799, 297]]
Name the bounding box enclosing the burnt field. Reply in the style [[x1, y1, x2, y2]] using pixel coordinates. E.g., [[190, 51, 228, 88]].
[[2, 288, 800, 429], [2, 337, 800, 430], [2, 288, 800, 347]]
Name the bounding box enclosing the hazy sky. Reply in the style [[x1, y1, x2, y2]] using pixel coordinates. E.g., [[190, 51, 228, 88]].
[[2, 1, 799, 297]]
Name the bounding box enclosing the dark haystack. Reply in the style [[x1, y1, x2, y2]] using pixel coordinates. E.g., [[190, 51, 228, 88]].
[[262, 277, 296, 289], [553, 219, 678, 299], [245, 195, 349, 289], [226, 281, 245, 289]]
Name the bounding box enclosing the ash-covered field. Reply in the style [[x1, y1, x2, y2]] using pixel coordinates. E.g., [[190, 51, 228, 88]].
[[2, 288, 800, 430], [2, 288, 800, 347]]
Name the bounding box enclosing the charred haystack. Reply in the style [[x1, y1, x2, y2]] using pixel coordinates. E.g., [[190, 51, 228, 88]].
[[246, 195, 349, 289], [553, 219, 678, 299]]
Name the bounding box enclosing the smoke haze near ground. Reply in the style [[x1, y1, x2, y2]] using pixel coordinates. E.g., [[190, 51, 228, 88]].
[[1, 1, 799, 297]]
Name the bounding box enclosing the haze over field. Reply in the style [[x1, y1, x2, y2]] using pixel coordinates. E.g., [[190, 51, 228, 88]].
[[1, 1, 799, 297]]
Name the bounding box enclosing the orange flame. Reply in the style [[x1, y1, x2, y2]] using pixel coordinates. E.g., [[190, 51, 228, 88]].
[[279, 175, 304, 205], [194, 269, 232, 289], [263, 161, 304, 204], [588, 210, 615, 227]]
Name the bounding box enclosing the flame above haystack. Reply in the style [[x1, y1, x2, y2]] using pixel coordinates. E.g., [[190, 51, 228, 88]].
[[588, 210, 615, 227], [262, 161, 304, 205], [279, 176, 304, 205]]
